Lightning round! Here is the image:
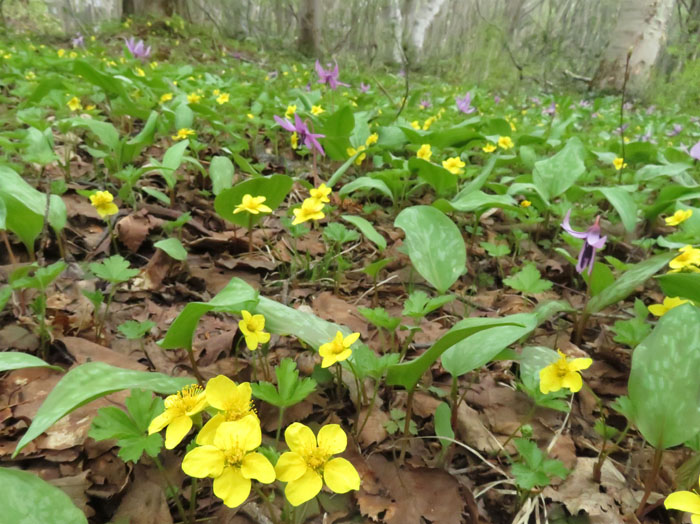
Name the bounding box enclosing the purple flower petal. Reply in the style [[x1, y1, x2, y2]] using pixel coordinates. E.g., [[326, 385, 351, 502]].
[[561, 210, 589, 239], [690, 140, 700, 161]]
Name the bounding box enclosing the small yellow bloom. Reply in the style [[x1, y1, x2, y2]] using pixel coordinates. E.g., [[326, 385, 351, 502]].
[[276, 423, 361, 506], [648, 296, 690, 317], [85, 104, 96, 111], [57, 49, 66, 57], [539, 350, 592, 394], [290, 132, 298, 149], [423, 116, 436, 131], [89, 190, 118, 218], [311, 105, 325, 115], [134, 67, 145, 77], [216, 93, 230, 104], [613, 157, 627, 170], [664, 474, 700, 524], [196, 376, 258, 445], [171, 128, 195, 141], [150, 61, 158, 69], [482, 143, 497, 153], [148, 384, 208, 449], [285, 104, 297, 119], [665, 209, 693, 226], [160, 92, 173, 104], [520, 200, 532, 208], [238, 310, 270, 351], [182, 416, 275, 508], [24, 71, 36, 80], [410, 120, 420, 130], [347, 145, 366, 165], [509, 120, 517, 131], [309, 184, 331, 204], [442, 156, 465, 175], [212, 89, 221, 96], [292, 198, 325, 225], [319, 331, 359, 368], [187, 92, 201, 104], [417, 144, 432, 161], [670, 245, 700, 271], [247, 113, 255, 119], [498, 136, 514, 150], [365, 133, 379, 146], [234, 194, 272, 215], [67, 97, 82, 111]]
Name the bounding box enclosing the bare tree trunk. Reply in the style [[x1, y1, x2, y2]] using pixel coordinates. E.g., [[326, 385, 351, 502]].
[[591, 0, 674, 95], [406, 0, 448, 64], [298, 0, 321, 56]]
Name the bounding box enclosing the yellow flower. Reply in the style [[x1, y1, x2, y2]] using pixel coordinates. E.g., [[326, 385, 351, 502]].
[[482, 143, 497, 153], [670, 245, 700, 271], [311, 105, 325, 115], [539, 350, 592, 394], [520, 200, 532, 208], [238, 310, 270, 351], [417, 144, 432, 161], [309, 183, 331, 204], [25, 71, 36, 80], [664, 474, 700, 524], [365, 133, 379, 146], [196, 376, 258, 445], [275, 423, 361, 506], [182, 416, 275, 508], [150, 61, 158, 69], [134, 67, 145, 77], [285, 104, 297, 119], [171, 128, 195, 141], [216, 93, 230, 104], [247, 113, 255, 119], [67, 97, 82, 111], [57, 49, 66, 57], [148, 384, 207, 449], [509, 120, 517, 132], [187, 92, 201, 104], [290, 132, 298, 149], [648, 296, 690, 317], [498, 136, 514, 150], [410, 120, 420, 130], [347, 145, 366, 165], [234, 194, 272, 215], [159, 92, 173, 104], [613, 157, 627, 170], [442, 156, 465, 175], [665, 209, 693, 226], [292, 198, 325, 225], [423, 116, 436, 131], [89, 190, 118, 218], [212, 89, 221, 96], [319, 331, 359, 368]]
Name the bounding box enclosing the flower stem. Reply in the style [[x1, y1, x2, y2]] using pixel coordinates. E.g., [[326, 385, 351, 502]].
[[399, 388, 415, 463], [275, 406, 286, 447], [248, 213, 254, 253], [188, 477, 197, 523], [153, 455, 188, 524], [253, 484, 280, 524], [635, 447, 664, 516], [185, 347, 204, 386]]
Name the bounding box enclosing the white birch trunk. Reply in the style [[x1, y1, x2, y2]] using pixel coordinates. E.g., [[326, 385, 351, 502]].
[[387, 0, 404, 63], [409, 0, 448, 56], [591, 0, 674, 95]]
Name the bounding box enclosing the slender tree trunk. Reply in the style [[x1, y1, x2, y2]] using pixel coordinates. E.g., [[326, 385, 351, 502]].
[[406, 0, 449, 64], [591, 0, 674, 96], [298, 0, 321, 56]]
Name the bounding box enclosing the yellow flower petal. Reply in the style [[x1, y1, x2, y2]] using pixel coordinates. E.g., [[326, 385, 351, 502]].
[[164, 414, 192, 449], [148, 409, 176, 434], [205, 375, 238, 411], [241, 452, 275, 483], [182, 445, 225, 478], [317, 424, 347, 455], [215, 417, 261, 452], [285, 468, 323, 506], [196, 413, 225, 446], [343, 332, 360, 346], [539, 365, 560, 394], [664, 490, 700, 514], [560, 371, 583, 392], [285, 422, 316, 453], [568, 357, 593, 372], [323, 457, 361, 493], [275, 452, 307, 482], [213, 466, 251, 508]]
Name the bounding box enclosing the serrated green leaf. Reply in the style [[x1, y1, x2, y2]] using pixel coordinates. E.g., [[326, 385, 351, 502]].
[[88, 255, 139, 284], [503, 263, 552, 294]]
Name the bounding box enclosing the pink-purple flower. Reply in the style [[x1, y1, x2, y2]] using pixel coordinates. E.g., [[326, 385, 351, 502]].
[[359, 82, 370, 93], [315, 60, 349, 90], [561, 210, 607, 275], [274, 114, 325, 156], [72, 33, 84, 48], [689, 140, 700, 160], [542, 101, 556, 117], [456, 92, 476, 114], [419, 99, 432, 109], [125, 37, 151, 60]]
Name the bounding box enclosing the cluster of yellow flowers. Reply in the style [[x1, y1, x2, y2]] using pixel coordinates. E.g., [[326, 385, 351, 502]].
[[292, 183, 331, 226], [347, 133, 379, 166], [669, 245, 700, 273]]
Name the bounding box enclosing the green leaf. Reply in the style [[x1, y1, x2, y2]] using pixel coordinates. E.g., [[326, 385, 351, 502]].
[[358, 307, 401, 331], [402, 290, 455, 318], [395, 205, 465, 294], [322, 223, 360, 245], [611, 299, 651, 348], [174, 103, 194, 130], [13, 362, 192, 457], [209, 156, 235, 196], [434, 401, 454, 450], [338, 176, 394, 203], [439, 190, 517, 214], [321, 105, 354, 161], [341, 215, 387, 251], [503, 264, 552, 294], [24, 127, 58, 165], [657, 273, 700, 303], [71, 118, 120, 152], [0, 467, 88, 523], [251, 358, 316, 408], [0, 352, 62, 372], [154, 237, 188, 261], [88, 255, 139, 284], [349, 344, 399, 381], [409, 157, 457, 196], [480, 241, 510, 258], [0, 197, 6, 230], [159, 278, 259, 350], [533, 137, 586, 201], [584, 252, 674, 315], [158, 140, 190, 189], [141, 186, 171, 205], [214, 174, 293, 228], [596, 187, 638, 233], [628, 304, 700, 449], [118, 320, 156, 340], [12, 261, 66, 291]]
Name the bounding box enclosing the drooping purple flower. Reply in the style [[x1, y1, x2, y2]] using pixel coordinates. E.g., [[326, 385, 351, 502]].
[[530, 96, 541, 106], [359, 82, 370, 93], [635, 132, 656, 144], [579, 100, 591, 108], [419, 99, 432, 109], [315, 60, 349, 90], [613, 123, 629, 135], [267, 71, 279, 80], [646, 105, 656, 115], [274, 113, 325, 156], [72, 33, 84, 48], [125, 37, 151, 60], [667, 124, 683, 137], [542, 101, 556, 117], [456, 92, 476, 114], [689, 140, 700, 160], [561, 210, 607, 275], [494, 95, 501, 104]]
